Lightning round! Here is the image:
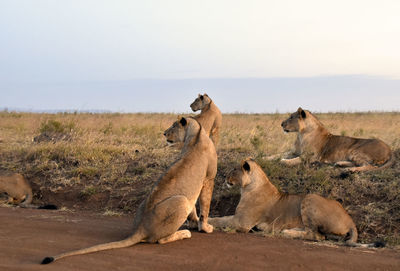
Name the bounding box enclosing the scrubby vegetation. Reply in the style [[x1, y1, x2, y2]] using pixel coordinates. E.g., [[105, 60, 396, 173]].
[[0, 111, 399, 245]]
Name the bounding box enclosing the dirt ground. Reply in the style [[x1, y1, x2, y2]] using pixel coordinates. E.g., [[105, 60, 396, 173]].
[[1, 207, 399, 271]]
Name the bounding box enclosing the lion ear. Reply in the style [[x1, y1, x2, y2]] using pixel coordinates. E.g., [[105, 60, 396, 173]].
[[179, 117, 187, 126], [242, 161, 251, 172], [298, 107, 306, 119], [200, 95, 204, 100]]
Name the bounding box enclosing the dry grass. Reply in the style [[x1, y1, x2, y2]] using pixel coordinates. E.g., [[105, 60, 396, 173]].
[[0, 111, 399, 245]]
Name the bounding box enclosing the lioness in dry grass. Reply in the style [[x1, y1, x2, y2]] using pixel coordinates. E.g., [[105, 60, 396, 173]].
[[190, 93, 222, 146], [0, 173, 32, 207], [209, 158, 383, 247], [41, 117, 217, 264], [280, 107, 393, 172]]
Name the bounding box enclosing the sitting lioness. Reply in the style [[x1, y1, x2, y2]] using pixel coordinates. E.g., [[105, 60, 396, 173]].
[[190, 93, 222, 146], [0, 173, 32, 207], [280, 107, 393, 172], [41, 117, 217, 264], [209, 158, 383, 247]]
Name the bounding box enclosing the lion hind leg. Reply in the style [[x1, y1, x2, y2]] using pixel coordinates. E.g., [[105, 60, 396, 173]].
[[281, 228, 307, 239], [147, 195, 193, 243], [158, 230, 191, 244], [282, 228, 325, 241], [304, 229, 325, 241], [347, 152, 376, 172]]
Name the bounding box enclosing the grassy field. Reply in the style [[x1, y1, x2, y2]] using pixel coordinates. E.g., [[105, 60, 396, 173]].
[[0, 111, 399, 245]]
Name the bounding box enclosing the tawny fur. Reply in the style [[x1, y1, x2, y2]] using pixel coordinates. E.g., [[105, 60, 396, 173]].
[[41, 117, 217, 264], [280, 107, 393, 172], [190, 93, 222, 146], [208, 159, 361, 245], [0, 173, 32, 207]]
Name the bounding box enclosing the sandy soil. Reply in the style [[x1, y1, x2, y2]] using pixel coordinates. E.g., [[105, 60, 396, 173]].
[[1, 206, 399, 271]]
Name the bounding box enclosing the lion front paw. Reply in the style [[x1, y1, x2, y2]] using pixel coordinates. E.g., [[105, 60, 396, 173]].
[[199, 222, 213, 233]]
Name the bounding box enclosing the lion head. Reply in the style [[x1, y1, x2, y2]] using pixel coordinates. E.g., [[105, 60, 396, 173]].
[[190, 93, 212, 112], [163, 117, 189, 144], [281, 107, 309, 133], [225, 158, 262, 188]]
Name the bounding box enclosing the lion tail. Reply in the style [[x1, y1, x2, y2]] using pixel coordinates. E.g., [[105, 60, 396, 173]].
[[345, 227, 385, 248], [346, 240, 386, 248], [345, 226, 358, 245], [37, 204, 58, 210], [41, 231, 145, 264]]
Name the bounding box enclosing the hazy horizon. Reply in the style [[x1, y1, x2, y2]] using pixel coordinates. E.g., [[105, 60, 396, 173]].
[[2, 75, 400, 114]]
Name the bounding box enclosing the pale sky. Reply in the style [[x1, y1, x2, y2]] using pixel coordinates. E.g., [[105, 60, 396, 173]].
[[1, 1, 400, 112]]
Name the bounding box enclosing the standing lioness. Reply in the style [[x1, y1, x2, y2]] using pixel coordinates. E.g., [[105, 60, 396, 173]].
[[190, 93, 222, 146], [209, 158, 383, 247], [41, 117, 217, 264], [280, 107, 393, 172]]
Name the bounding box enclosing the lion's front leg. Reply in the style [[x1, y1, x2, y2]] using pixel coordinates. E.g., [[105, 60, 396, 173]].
[[198, 177, 214, 233], [210, 126, 220, 146], [255, 222, 273, 233], [335, 161, 355, 168], [209, 215, 254, 233], [346, 164, 375, 172], [293, 136, 301, 157], [208, 216, 235, 230], [281, 156, 302, 166]]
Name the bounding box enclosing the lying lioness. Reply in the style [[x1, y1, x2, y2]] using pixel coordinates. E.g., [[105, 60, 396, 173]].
[[190, 93, 222, 146], [0, 173, 32, 207], [0, 173, 57, 209], [209, 158, 383, 247], [280, 107, 393, 172], [41, 117, 217, 264]]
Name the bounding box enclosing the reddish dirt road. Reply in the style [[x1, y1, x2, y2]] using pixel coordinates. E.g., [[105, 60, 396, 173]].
[[0, 207, 399, 271]]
